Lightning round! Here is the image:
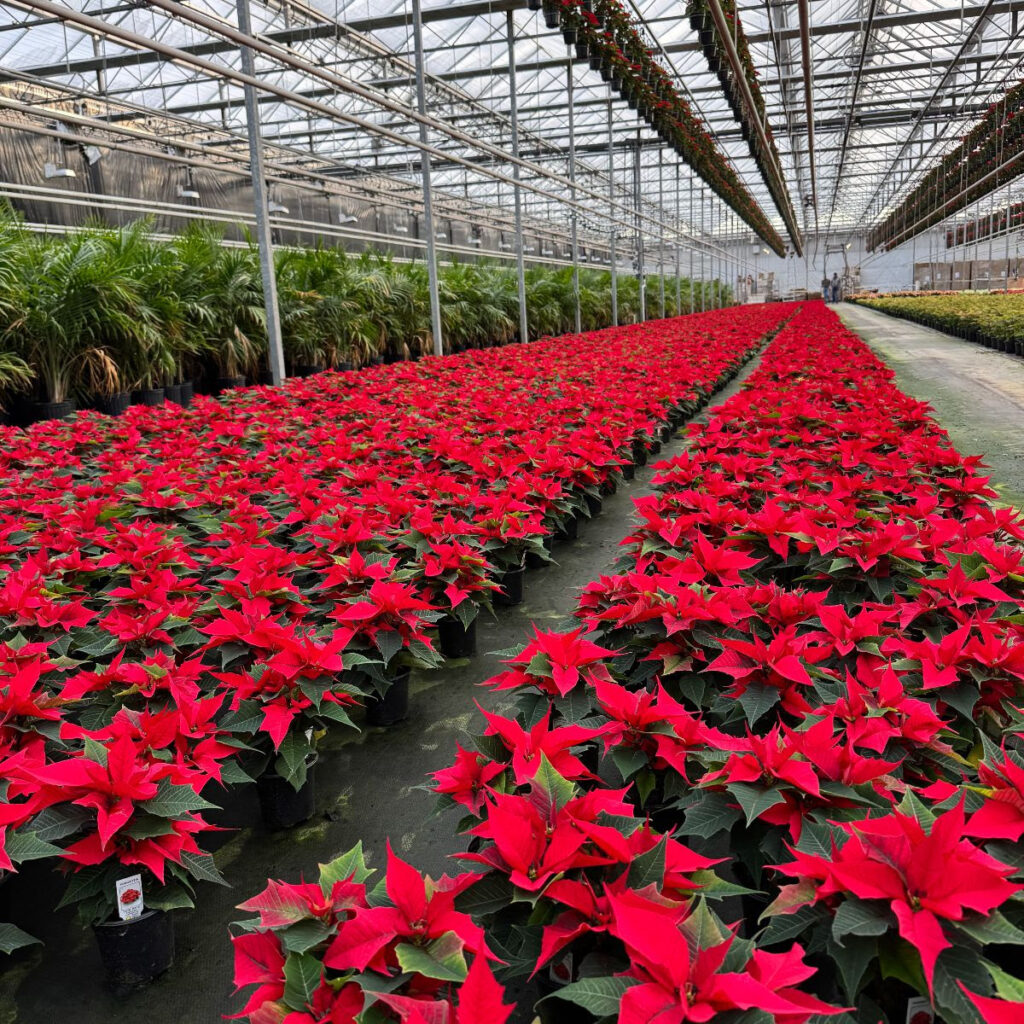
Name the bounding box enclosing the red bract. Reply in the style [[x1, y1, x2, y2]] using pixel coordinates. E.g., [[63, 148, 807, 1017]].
[[323, 844, 487, 973], [773, 803, 1021, 995], [609, 888, 841, 1024], [488, 626, 618, 698]]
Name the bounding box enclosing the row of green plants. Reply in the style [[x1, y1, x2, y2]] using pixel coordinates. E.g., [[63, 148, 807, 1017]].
[[0, 210, 732, 413], [852, 291, 1024, 354]]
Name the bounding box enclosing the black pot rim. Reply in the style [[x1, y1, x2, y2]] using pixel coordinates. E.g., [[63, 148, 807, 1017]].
[[94, 907, 165, 930]]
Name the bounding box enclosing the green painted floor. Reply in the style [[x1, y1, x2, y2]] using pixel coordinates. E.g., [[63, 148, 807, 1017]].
[[836, 301, 1024, 511]]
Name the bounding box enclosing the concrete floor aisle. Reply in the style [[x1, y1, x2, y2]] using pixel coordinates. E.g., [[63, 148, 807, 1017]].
[[835, 302, 1024, 509], [1, 354, 766, 1024]]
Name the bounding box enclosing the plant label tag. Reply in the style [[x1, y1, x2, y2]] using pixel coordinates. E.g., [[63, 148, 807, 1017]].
[[116, 874, 144, 921], [906, 996, 934, 1024]]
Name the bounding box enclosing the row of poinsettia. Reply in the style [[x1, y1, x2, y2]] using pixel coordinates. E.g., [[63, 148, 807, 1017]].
[[0, 305, 791, 952], [532, 0, 786, 255], [229, 302, 1024, 1023]]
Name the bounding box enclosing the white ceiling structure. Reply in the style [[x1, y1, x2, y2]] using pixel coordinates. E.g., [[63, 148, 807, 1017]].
[[0, 0, 1022, 263]]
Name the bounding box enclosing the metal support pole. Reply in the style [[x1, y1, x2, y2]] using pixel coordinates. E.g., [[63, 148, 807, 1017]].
[[236, 0, 285, 384], [675, 163, 682, 315], [1005, 180, 1012, 292], [658, 149, 666, 319], [634, 137, 645, 322], [507, 11, 528, 343], [688, 175, 695, 315], [411, 0, 443, 356], [568, 57, 581, 334], [700, 187, 706, 313], [608, 97, 617, 326]]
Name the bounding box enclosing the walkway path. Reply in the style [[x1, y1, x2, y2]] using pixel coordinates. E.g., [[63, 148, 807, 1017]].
[[835, 301, 1024, 510], [3, 350, 766, 1024]]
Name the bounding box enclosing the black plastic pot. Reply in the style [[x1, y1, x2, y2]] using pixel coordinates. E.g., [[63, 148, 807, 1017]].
[[335, 360, 354, 372], [557, 512, 580, 542], [94, 393, 130, 417], [527, 0, 543, 9], [438, 616, 477, 659], [296, 363, 325, 378], [585, 493, 603, 517], [632, 439, 648, 466], [589, 53, 603, 72], [575, 40, 589, 60], [494, 561, 525, 607], [660, 423, 673, 442], [132, 388, 165, 407], [621, 461, 635, 480], [164, 383, 183, 406], [93, 909, 174, 992], [28, 400, 74, 423], [216, 375, 246, 393], [561, 26, 577, 46], [256, 754, 317, 830], [366, 668, 410, 727], [179, 380, 195, 406], [542, 3, 560, 28]]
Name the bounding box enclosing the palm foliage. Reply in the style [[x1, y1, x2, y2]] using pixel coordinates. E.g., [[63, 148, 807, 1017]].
[[0, 208, 733, 407]]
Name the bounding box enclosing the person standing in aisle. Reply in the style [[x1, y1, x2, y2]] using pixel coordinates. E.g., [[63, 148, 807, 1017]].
[[831, 273, 841, 302], [821, 274, 830, 301]]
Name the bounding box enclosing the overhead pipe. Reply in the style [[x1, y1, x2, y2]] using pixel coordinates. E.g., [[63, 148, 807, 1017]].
[[704, 0, 804, 255]]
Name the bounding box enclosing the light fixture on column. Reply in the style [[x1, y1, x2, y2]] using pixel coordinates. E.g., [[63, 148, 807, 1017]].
[[268, 198, 290, 215], [177, 168, 200, 200], [499, 243, 513, 251], [44, 161, 76, 179], [542, 247, 554, 256], [523, 245, 536, 253], [435, 231, 448, 241], [339, 214, 359, 225], [82, 145, 103, 166]]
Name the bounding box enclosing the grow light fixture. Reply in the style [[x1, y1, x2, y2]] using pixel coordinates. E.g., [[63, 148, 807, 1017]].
[[339, 214, 359, 224], [268, 201, 290, 214], [82, 145, 103, 165], [436, 232, 448, 240], [542, 248, 554, 256], [523, 245, 536, 253], [469, 238, 482, 246], [499, 243, 513, 251], [43, 162, 76, 179]]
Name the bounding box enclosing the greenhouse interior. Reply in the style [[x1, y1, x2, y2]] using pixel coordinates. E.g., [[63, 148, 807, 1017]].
[[2, 1, 1024, 1023]]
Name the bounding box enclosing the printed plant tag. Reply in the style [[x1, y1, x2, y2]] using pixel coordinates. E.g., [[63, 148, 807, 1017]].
[[906, 996, 935, 1024], [116, 874, 144, 921]]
